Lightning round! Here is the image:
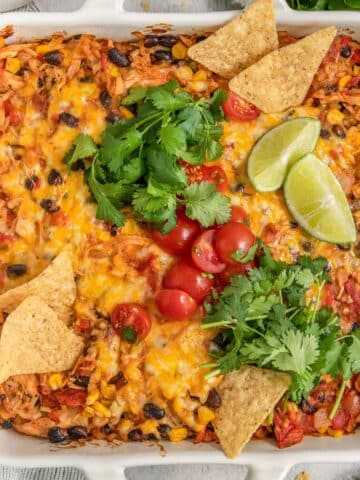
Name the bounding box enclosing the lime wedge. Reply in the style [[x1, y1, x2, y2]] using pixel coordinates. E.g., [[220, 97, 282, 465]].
[[284, 153, 356, 244], [247, 118, 321, 192]]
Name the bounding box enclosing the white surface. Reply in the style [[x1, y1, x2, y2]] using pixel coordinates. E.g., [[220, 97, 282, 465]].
[[0, 1, 360, 479]]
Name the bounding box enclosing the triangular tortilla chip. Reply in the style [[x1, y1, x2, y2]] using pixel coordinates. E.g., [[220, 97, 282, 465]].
[[0, 250, 75, 324], [229, 26, 336, 113], [214, 366, 291, 458], [0, 296, 83, 384], [188, 0, 278, 79]]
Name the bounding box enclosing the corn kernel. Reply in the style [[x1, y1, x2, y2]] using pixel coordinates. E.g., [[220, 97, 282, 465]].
[[140, 419, 158, 435], [192, 70, 208, 82], [317, 426, 328, 434], [286, 402, 299, 414], [192, 423, 204, 433], [189, 80, 208, 93], [93, 401, 112, 418], [118, 419, 132, 433], [5, 58, 21, 74], [172, 42, 187, 60], [353, 65, 360, 76], [109, 65, 120, 77], [83, 406, 95, 418], [119, 106, 134, 119], [338, 75, 352, 90], [86, 390, 100, 406], [174, 65, 193, 84], [326, 108, 344, 125], [48, 373, 63, 390], [100, 381, 116, 400], [169, 427, 188, 442], [328, 428, 344, 437], [0, 408, 11, 420], [197, 406, 215, 425], [36, 44, 55, 54], [0, 38, 5, 48]]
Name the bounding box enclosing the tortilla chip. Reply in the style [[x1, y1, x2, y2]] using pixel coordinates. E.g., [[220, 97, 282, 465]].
[[0, 296, 83, 384], [214, 366, 291, 458], [229, 26, 336, 113], [0, 250, 75, 324], [187, 0, 278, 79]]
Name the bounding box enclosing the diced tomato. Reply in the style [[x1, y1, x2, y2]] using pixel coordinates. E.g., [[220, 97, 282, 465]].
[[0, 232, 14, 243], [156, 288, 197, 321], [152, 210, 200, 256], [351, 49, 360, 64], [345, 76, 360, 91], [331, 408, 350, 430], [300, 413, 315, 435], [75, 317, 92, 333], [274, 411, 303, 449], [110, 303, 152, 341], [321, 283, 336, 309], [185, 164, 228, 192], [4, 100, 22, 126], [194, 427, 218, 444], [191, 229, 226, 274], [53, 388, 87, 408], [343, 390, 360, 418], [344, 277, 360, 309], [50, 210, 68, 226], [214, 222, 256, 266], [41, 393, 59, 409], [100, 52, 108, 70], [314, 407, 332, 430], [222, 91, 260, 122]]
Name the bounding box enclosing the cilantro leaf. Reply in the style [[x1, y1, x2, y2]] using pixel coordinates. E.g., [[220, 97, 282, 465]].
[[348, 329, 360, 371], [65, 134, 98, 171], [121, 86, 146, 105], [182, 182, 231, 227], [100, 129, 142, 175], [231, 240, 259, 263], [160, 124, 187, 156], [146, 145, 187, 186], [146, 80, 191, 111]]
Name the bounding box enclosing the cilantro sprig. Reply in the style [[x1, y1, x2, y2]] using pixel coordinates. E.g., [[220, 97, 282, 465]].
[[65, 80, 230, 232], [203, 250, 360, 415]]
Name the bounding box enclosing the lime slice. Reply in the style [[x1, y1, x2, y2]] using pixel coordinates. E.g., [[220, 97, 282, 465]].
[[284, 153, 356, 244], [247, 118, 321, 192]]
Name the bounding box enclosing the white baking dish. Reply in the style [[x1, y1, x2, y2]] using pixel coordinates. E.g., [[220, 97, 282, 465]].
[[1, 1, 359, 479]]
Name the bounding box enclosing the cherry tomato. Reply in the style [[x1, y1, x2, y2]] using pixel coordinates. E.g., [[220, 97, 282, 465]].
[[222, 91, 260, 122], [214, 222, 256, 266], [185, 164, 228, 192], [218, 261, 255, 285], [163, 259, 214, 302], [53, 388, 87, 408], [192, 229, 226, 274], [156, 289, 197, 321], [230, 206, 249, 224], [152, 211, 200, 256], [110, 303, 152, 341]]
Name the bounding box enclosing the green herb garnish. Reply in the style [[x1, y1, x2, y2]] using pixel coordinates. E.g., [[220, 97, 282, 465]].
[[122, 326, 137, 343], [202, 250, 360, 415], [287, 0, 360, 10], [65, 81, 230, 232]]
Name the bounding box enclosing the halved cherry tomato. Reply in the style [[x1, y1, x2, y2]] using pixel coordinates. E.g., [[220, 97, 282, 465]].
[[222, 91, 260, 122], [156, 289, 197, 321], [218, 261, 255, 285], [53, 388, 87, 408], [185, 164, 228, 192], [110, 303, 152, 341], [192, 229, 226, 274], [214, 222, 256, 266], [230, 206, 249, 224], [152, 211, 200, 256], [163, 259, 214, 302]]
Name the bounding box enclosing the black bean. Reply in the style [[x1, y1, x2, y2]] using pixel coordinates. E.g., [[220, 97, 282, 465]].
[[40, 199, 60, 213], [340, 45, 352, 58], [158, 36, 177, 48], [106, 112, 121, 124], [102, 424, 112, 435], [73, 34, 82, 40], [109, 372, 127, 388], [68, 426, 87, 440], [232, 183, 245, 193], [212, 331, 231, 349], [48, 426, 68, 443], [332, 124, 346, 139], [127, 104, 138, 114], [324, 84, 337, 93], [337, 243, 351, 251], [302, 241, 313, 252], [127, 428, 142, 441], [289, 221, 298, 228], [99, 90, 112, 109], [143, 402, 165, 420], [142, 433, 157, 441], [59, 112, 79, 128], [108, 48, 130, 67], [1, 419, 13, 429], [152, 50, 172, 62], [205, 388, 221, 409], [0, 394, 6, 401], [110, 224, 118, 236], [144, 35, 159, 48], [16, 67, 26, 77], [70, 375, 89, 388], [300, 399, 318, 414], [320, 128, 330, 139], [6, 264, 27, 278], [37, 77, 45, 89], [317, 391, 326, 403], [47, 168, 63, 186], [70, 159, 85, 172], [25, 175, 38, 191], [157, 423, 171, 439], [79, 76, 94, 83], [197, 35, 207, 42], [44, 50, 63, 66], [311, 98, 320, 107]]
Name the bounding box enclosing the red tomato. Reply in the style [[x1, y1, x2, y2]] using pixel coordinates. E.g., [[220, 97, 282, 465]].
[[343, 390, 360, 418], [156, 289, 197, 321], [50, 210, 68, 227], [53, 388, 87, 408], [222, 91, 260, 122], [331, 408, 350, 430], [192, 229, 226, 274], [218, 261, 255, 285], [274, 411, 304, 449], [152, 211, 200, 256], [214, 222, 256, 266], [344, 278, 360, 309], [230, 206, 249, 224], [110, 303, 152, 341], [351, 49, 360, 64], [185, 164, 228, 192], [300, 413, 315, 435], [163, 259, 214, 302], [4, 100, 22, 126]]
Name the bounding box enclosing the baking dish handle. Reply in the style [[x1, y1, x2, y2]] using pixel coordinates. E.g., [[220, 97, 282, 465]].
[[82, 465, 127, 480], [80, 0, 125, 12], [247, 463, 291, 480]]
